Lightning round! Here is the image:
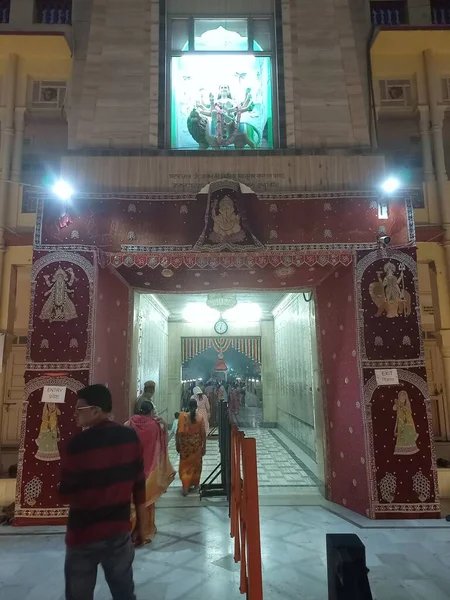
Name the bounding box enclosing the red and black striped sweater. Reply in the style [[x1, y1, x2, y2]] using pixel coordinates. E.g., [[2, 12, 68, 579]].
[[59, 420, 146, 547]]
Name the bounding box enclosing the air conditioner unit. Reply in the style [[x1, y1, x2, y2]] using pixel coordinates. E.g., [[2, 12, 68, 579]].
[[379, 79, 413, 108], [31, 81, 66, 110]]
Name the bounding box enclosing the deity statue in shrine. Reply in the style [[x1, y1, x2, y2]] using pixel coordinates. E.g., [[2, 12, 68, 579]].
[[393, 390, 419, 455], [39, 266, 78, 323], [35, 402, 61, 461], [187, 84, 260, 149]]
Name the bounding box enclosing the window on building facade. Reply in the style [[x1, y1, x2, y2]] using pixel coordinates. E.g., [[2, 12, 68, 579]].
[[168, 17, 275, 150]]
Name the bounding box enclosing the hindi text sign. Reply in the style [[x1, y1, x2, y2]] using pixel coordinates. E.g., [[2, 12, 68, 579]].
[[41, 386, 66, 404], [375, 369, 399, 386]]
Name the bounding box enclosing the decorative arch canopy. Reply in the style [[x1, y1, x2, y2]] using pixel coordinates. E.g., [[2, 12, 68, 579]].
[[182, 336, 261, 364]]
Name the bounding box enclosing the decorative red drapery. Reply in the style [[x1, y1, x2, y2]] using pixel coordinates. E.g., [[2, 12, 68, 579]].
[[182, 337, 261, 364]]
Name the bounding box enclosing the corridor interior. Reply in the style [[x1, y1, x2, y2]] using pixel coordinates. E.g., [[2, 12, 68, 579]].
[[133, 291, 325, 500]]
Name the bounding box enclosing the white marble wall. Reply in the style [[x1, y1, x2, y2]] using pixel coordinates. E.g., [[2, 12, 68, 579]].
[[260, 319, 277, 424], [273, 294, 320, 456], [283, 0, 371, 148], [131, 293, 169, 418]]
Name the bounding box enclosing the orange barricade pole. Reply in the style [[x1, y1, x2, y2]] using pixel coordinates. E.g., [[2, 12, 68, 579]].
[[230, 427, 263, 599], [239, 436, 247, 595], [242, 438, 263, 600]]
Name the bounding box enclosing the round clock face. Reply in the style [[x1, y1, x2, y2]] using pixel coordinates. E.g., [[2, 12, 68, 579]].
[[214, 319, 228, 335]]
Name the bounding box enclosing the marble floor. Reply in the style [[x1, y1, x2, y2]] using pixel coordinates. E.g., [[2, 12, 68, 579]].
[[167, 424, 319, 495], [4, 425, 450, 598], [2, 505, 450, 599]]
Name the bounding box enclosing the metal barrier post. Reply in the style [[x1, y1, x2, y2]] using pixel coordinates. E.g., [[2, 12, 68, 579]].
[[242, 437, 263, 600], [200, 400, 231, 498]]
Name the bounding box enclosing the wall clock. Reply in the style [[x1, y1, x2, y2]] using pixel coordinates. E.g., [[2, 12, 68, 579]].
[[214, 319, 228, 335]]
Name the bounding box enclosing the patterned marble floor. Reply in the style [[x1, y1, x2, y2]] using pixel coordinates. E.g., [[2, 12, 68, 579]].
[[2, 505, 450, 599], [167, 426, 318, 494]]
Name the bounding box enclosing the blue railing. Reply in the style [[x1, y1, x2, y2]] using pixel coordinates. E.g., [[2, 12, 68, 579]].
[[370, 1, 408, 25], [431, 1, 450, 24], [0, 0, 10, 23], [34, 0, 72, 25]]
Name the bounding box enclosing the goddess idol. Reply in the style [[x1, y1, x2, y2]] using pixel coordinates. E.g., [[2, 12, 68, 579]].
[[187, 84, 260, 149], [35, 402, 61, 461], [393, 390, 419, 455]]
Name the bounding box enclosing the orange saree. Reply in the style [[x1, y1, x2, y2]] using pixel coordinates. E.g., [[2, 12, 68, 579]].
[[128, 415, 175, 543], [177, 412, 206, 492]]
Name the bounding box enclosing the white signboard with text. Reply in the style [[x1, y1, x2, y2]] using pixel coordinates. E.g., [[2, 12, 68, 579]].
[[41, 386, 67, 404], [375, 369, 399, 386]]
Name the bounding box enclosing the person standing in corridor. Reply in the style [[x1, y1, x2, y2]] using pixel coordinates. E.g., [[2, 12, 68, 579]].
[[176, 399, 206, 496], [192, 386, 211, 435], [135, 380, 156, 414], [59, 384, 146, 600]]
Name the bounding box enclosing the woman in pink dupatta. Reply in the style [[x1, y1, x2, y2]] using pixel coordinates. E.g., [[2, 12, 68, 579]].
[[126, 400, 175, 544]]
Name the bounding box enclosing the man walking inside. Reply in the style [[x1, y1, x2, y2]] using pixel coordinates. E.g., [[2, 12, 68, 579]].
[[59, 384, 146, 600], [135, 380, 156, 414]]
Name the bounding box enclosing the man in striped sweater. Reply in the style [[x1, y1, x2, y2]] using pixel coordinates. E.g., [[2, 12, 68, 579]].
[[59, 384, 146, 600]]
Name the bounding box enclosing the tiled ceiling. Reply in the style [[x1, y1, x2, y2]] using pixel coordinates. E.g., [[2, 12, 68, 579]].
[[153, 292, 287, 318]]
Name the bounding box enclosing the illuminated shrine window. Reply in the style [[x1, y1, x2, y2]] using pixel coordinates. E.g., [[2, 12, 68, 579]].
[[169, 17, 275, 150]]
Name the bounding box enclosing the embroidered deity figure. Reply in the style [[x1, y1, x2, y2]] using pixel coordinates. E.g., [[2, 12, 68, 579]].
[[35, 402, 61, 461], [39, 266, 78, 323], [369, 261, 412, 318], [393, 390, 419, 455], [212, 196, 241, 239], [380, 262, 403, 303]]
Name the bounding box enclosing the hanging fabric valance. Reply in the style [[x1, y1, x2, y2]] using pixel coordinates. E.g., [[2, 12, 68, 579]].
[[182, 337, 261, 364]]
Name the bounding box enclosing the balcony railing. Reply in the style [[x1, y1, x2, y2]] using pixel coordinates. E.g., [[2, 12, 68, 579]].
[[431, 0, 450, 24], [370, 1, 408, 25], [34, 0, 72, 25], [0, 0, 10, 23]]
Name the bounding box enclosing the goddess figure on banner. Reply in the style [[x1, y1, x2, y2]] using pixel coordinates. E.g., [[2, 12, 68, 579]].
[[35, 402, 61, 461], [369, 261, 412, 318], [393, 390, 419, 455], [39, 266, 78, 323], [187, 84, 261, 149]]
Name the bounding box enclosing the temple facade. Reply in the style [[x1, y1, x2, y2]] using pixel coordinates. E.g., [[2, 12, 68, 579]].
[[0, 0, 448, 520]]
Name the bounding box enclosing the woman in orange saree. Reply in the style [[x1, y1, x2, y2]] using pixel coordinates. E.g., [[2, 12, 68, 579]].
[[176, 399, 207, 496], [126, 400, 175, 544]]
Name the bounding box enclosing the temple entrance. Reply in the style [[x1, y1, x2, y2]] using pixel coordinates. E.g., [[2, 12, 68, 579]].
[[14, 184, 440, 524], [132, 291, 325, 499]]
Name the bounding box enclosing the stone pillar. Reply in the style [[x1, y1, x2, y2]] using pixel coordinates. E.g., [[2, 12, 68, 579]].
[[418, 105, 435, 182], [418, 104, 440, 224], [0, 54, 18, 314], [10, 107, 26, 184], [7, 107, 26, 222], [430, 104, 448, 210], [424, 50, 450, 291], [424, 51, 449, 216], [437, 330, 450, 438]]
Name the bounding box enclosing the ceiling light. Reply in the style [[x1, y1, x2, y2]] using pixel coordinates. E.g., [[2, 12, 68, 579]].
[[52, 180, 74, 201], [380, 177, 400, 194], [206, 293, 237, 312], [183, 303, 218, 323], [224, 303, 262, 323]]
